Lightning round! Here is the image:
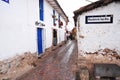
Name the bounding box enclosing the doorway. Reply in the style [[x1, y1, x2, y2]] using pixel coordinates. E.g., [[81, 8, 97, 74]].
[[37, 28, 43, 54], [53, 29, 57, 46]]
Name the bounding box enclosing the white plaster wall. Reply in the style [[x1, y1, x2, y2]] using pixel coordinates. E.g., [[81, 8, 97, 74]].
[[56, 16, 66, 44], [44, 0, 66, 48], [58, 17, 66, 43], [0, 0, 39, 60], [44, 0, 53, 48], [0, 0, 67, 60], [59, 29, 65, 43], [77, 2, 120, 54]]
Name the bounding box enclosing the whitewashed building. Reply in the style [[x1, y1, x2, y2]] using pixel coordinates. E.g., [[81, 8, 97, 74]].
[[0, 0, 68, 60], [74, 0, 120, 55]]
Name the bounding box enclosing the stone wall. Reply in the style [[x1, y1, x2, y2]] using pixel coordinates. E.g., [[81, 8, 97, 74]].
[[0, 52, 37, 80]]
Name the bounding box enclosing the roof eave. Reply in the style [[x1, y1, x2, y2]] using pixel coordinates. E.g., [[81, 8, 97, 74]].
[[73, 0, 120, 26], [46, 0, 69, 22]]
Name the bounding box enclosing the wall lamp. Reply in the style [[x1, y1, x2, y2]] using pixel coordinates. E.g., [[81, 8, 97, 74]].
[[35, 21, 45, 26]]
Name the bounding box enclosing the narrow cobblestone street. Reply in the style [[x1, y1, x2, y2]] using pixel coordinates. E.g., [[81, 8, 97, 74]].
[[16, 40, 78, 80]]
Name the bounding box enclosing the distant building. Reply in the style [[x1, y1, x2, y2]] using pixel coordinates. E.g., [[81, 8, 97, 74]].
[[0, 0, 68, 60]]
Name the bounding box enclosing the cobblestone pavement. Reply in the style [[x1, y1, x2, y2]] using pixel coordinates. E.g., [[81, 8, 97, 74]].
[[16, 40, 78, 80]]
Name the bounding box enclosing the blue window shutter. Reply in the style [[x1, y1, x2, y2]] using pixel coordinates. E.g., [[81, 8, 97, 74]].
[[39, 0, 44, 21], [53, 10, 55, 25], [58, 15, 60, 20]]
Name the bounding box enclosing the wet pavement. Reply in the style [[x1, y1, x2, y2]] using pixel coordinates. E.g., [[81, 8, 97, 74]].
[[16, 40, 78, 80]]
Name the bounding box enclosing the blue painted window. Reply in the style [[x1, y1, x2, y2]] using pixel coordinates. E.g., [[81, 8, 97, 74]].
[[53, 10, 56, 26], [39, 0, 44, 21]]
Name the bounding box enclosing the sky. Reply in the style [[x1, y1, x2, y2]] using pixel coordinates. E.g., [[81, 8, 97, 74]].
[[57, 0, 99, 31]]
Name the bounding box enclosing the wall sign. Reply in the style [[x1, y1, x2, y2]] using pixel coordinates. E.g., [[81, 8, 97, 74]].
[[85, 15, 113, 24], [2, 0, 9, 4]]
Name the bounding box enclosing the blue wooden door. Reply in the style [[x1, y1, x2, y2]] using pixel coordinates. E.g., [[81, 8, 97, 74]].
[[37, 28, 43, 54]]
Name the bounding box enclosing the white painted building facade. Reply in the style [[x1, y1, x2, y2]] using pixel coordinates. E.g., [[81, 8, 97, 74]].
[[0, 0, 68, 60], [74, 0, 120, 55]]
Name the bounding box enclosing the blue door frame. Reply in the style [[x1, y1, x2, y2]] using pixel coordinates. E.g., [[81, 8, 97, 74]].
[[37, 28, 43, 54]]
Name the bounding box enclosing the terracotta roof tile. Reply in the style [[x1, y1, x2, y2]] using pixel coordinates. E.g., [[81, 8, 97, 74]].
[[74, 0, 119, 16]]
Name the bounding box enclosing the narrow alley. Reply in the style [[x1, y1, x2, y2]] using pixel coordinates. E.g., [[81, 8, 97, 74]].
[[16, 40, 78, 80], [1, 0, 120, 80]]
